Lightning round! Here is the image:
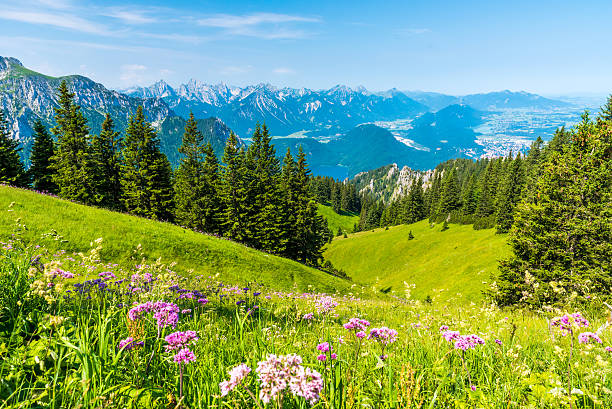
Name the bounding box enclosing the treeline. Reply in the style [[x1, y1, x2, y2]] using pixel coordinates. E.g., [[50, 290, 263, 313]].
[[358, 131, 570, 233], [309, 176, 361, 214], [0, 81, 329, 266]]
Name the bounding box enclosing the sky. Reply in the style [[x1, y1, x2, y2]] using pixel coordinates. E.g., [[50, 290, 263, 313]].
[[0, 0, 611, 95]]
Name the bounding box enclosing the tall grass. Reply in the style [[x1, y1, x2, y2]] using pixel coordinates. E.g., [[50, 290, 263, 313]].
[[1, 238, 611, 408]]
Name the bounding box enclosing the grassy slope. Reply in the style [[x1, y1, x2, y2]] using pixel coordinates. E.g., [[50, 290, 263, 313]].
[[317, 204, 360, 234], [323, 220, 510, 302], [0, 186, 349, 293]]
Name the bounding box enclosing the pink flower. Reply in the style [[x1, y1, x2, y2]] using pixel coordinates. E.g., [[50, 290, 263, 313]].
[[117, 337, 143, 350], [356, 331, 366, 339], [343, 318, 371, 332], [578, 332, 602, 344], [368, 327, 398, 345], [552, 313, 590, 335], [173, 348, 196, 364], [605, 346, 612, 352], [129, 301, 180, 329], [317, 354, 326, 361], [316, 342, 330, 352], [315, 296, 338, 315], [303, 313, 314, 320], [255, 354, 323, 404], [442, 330, 461, 342], [165, 330, 198, 351], [220, 363, 251, 397], [439, 325, 449, 331], [454, 334, 485, 351]]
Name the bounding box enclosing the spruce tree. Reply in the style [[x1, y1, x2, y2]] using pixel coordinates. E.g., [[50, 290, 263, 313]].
[[174, 113, 206, 230], [495, 154, 525, 233], [121, 106, 174, 220], [221, 132, 249, 242], [28, 120, 57, 192], [438, 168, 461, 215], [91, 114, 123, 209], [201, 143, 224, 234], [50, 81, 98, 203], [495, 113, 612, 306], [475, 160, 496, 217], [0, 110, 28, 187]]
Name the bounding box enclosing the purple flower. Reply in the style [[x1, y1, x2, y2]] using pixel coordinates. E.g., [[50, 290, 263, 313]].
[[303, 313, 314, 320], [356, 331, 366, 339], [173, 348, 196, 364], [165, 330, 199, 351], [197, 298, 209, 305], [316, 342, 330, 352], [454, 334, 485, 351], [317, 354, 326, 361], [439, 325, 449, 331], [343, 317, 371, 332], [578, 332, 602, 344], [442, 330, 461, 342], [117, 337, 143, 350], [471, 385, 477, 391], [368, 327, 398, 346], [314, 296, 338, 315], [129, 301, 180, 329], [220, 363, 251, 397], [495, 339, 502, 345], [605, 346, 612, 352]]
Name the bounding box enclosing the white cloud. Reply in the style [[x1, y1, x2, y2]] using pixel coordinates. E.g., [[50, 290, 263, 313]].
[[197, 12, 320, 39], [398, 28, 431, 35], [101, 8, 157, 24], [0, 9, 111, 35], [273, 67, 295, 75], [120, 64, 148, 84]]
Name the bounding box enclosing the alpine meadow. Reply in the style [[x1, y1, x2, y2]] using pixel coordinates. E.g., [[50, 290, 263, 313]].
[[1, 1, 612, 408]]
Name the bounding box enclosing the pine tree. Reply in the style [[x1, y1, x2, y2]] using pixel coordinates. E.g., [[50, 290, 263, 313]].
[[201, 143, 224, 234], [121, 106, 174, 220], [599, 95, 612, 122], [0, 110, 28, 187], [461, 174, 478, 215], [50, 81, 98, 203], [91, 114, 123, 209], [495, 113, 612, 306], [28, 120, 57, 192], [475, 160, 496, 217], [331, 183, 342, 213]]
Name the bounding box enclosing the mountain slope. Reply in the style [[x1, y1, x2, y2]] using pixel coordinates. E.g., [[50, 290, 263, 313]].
[[0, 186, 348, 293], [317, 204, 360, 234], [460, 90, 572, 110], [0, 56, 235, 166], [323, 221, 510, 302]]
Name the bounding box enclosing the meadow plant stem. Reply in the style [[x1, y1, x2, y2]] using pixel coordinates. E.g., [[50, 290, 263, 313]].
[[243, 387, 264, 409], [179, 362, 183, 406], [145, 326, 161, 377], [568, 330, 574, 409]]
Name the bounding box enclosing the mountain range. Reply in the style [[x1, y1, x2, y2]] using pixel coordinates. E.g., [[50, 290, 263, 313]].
[[1, 55, 576, 177]]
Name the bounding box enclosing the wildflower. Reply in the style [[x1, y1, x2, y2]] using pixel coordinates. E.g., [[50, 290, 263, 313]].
[[454, 334, 485, 351], [605, 346, 612, 352], [578, 332, 602, 344], [442, 330, 460, 342], [220, 363, 251, 397], [99, 271, 116, 280], [118, 337, 144, 350], [368, 327, 398, 345], [173, 348, 196, 364], [495, 339, 502, 345], [316, 342, 330, 352], [181, 309, 192, 314], [317, 354, 326, 361], [303, 313, 314, 320], [165, 330, 199, 351], [551, 313, 589, 335], [356, 331, 366, 339], [289, 366, 324, 405], [343, 318, 371, 332], [129, 301, 180, 329], [314, 296, 338, 315], [197, 298, 209, 305], [471, 385, 477, 391], [439, 325, 449, 331]]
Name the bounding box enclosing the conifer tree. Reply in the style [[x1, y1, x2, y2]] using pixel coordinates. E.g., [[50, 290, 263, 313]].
[[221, 132, 249, 242], [28, 120, 57, 192], [438, 168, 461, 215], [461, 173, 478, 215], [495, 154, 525, 233], [201, 143, 224, 234], [495, 113, 612, 306], [121, 106, 174, 220], [599, 95, 612, 122], [50, 81, 98, 203], [404, 177, 425, 223], [0, 110, 28, 187], [475, 160, 496, 217], [91, 114, 123, 209]]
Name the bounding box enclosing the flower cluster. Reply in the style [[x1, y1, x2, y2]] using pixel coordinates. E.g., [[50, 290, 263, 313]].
[[441, 330, 461, 342], [316, 342, 337, 361], [314, 295, 338, 315], [165, 330, 199, 364], [128, 301, 180, 328], [442, 330, 485, 350], [255, 354, 324, 404], [368, 327, 398, 346], [117, 336, 144, 350], [344, 317, 371, 339], [551, 313, 590, 335], [578, 332, 602, 344], [220, 364, 252, 397]]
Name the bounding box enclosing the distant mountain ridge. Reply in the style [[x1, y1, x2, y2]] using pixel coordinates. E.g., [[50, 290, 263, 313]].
[[0, 56, 236, 164], [124, 80, 430, 138]]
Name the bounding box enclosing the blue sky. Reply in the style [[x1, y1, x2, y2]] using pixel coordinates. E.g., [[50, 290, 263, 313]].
[[0, 0, 611, 95]]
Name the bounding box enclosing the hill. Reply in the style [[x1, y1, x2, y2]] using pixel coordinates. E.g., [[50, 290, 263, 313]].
[[317, 204, 360, 234], [0, 186, 349, 293], [323, 220, 510, 302]]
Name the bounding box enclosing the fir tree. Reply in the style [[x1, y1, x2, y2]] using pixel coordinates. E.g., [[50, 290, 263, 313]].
[[121, 106, 174, 220], [0, 110, 28, 187], [406, 177, 426, 223], [50, 81, 98, 203], [28, 120, 57, 192], [91, 114, 123, 209], [201, 143, 224, 234]]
